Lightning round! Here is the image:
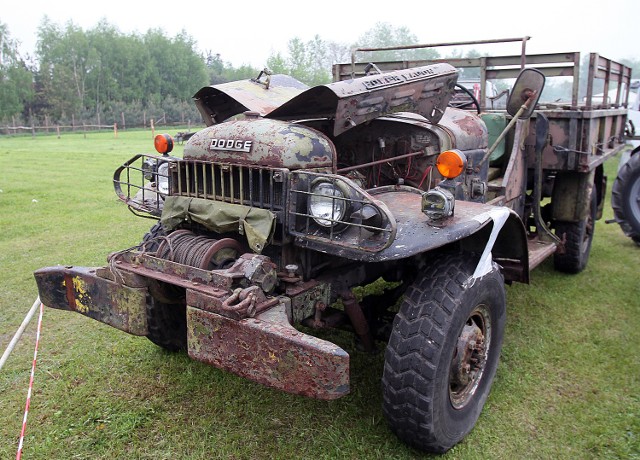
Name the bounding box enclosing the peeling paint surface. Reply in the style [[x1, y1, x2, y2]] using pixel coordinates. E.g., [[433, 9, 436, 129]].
[[187, 303, 349, 400]]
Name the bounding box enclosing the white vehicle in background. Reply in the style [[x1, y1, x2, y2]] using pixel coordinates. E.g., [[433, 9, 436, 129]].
[[611, 79, 640, 245]]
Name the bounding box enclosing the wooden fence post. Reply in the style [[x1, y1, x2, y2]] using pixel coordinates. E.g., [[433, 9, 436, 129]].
[[114, 123, 118, 138], [56, 126, 60, 139], [150, 119, 155, 139]]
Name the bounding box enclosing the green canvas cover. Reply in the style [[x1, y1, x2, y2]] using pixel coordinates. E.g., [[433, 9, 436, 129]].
[[160, 196, 276, 253]]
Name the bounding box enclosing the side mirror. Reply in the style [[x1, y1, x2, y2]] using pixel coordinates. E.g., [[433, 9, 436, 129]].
[[507, 68, 545, 119]]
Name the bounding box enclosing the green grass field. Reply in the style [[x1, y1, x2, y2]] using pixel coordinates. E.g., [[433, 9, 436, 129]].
[[0, 130, 638, 459]]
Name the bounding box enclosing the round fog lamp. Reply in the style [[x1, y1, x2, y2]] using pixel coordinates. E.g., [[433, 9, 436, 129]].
[[309, 182, 346, 227], [422, 187, 455, 220]]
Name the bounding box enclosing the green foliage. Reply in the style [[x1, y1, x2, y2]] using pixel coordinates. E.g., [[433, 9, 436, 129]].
[[205, 51, 259, 85], [266, 35, 339, 86], [355, 22, 440, 62], [32, 18, 208, 125], [0, 22, 34, 120]]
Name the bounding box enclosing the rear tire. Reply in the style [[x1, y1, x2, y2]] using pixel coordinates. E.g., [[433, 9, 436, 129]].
[[382, 252, 506, 453], [553, 188, 597, 273], [611, 152, 640, 245]]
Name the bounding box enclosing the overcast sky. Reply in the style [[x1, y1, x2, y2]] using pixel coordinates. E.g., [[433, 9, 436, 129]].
[[3, 0, 638, 68]]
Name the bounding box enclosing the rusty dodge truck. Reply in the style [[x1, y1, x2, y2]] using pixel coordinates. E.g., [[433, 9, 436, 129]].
[[34, 38, 633, 452]]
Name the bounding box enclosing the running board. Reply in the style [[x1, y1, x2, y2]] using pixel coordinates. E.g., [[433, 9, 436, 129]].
[[527, 238, 558, 270]]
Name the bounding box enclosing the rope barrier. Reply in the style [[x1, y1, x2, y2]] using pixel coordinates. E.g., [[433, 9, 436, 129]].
[[0, 298, 41, 372], [15, 299, 44, 460]]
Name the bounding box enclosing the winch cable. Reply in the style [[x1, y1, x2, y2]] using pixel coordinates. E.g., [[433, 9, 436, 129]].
[[15, 298, 45, 460], [156, 230, 240, 270]]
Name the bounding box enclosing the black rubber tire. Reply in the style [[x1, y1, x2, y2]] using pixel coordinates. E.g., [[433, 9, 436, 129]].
[[611, 152, 640, 245], [139, 222, 188, 352], [553, 189, 597, 273], [139, 221, 165, 252], [382, 252, 506, 453]]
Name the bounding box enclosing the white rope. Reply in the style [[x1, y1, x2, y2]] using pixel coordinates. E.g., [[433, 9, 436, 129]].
[[0, 297, 41, 372], [16, 299, 44, 459]]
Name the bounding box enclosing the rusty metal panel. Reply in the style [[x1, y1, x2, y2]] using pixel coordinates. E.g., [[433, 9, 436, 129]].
[[437, 108, 488, 151], [183, 118, 336, 170], [187, 303, 350, 400], [34, 266, 148, 336], [537, 108, 628, 172], [366, 187, 496, 260], [193, 75, 308, 126], [270, 64, 459, 136]]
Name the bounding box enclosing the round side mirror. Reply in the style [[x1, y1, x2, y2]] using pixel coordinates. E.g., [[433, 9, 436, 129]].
[[507, 68, 546, 119]]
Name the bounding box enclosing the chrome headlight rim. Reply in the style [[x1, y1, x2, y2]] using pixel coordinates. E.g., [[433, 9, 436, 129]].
[[422, 186, 455, 220], [156, 162, 170, 196], [308, 178, 350, 228]]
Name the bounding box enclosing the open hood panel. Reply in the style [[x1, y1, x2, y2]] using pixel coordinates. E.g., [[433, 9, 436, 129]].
[[267, 63, 459, 136], [194, 75, 308, 126]]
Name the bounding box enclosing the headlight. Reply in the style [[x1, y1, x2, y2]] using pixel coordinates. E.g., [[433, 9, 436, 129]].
[[157, 162, 170, 195], [308, 181, 346, 227], [422, 187, 455, 220], [142, 158, 158, 180]]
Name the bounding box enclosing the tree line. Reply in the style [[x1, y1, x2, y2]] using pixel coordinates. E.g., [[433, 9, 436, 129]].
[[0, 20, 442, 128], [1, 18, 639, 129]]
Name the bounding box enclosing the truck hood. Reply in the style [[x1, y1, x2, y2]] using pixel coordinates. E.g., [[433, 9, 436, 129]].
[[267, 63, 459, 136], [194, 64, 458, 137], [194, 75, 309, 126]]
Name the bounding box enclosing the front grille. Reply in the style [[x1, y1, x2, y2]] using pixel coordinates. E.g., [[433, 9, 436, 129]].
[[172, 161, 288, 214]]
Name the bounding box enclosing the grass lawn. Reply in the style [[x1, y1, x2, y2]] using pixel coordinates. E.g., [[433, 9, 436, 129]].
[[0, 129, 638, 459]]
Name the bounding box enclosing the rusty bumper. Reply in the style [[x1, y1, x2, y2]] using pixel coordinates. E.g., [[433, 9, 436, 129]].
[[33, 264, 350, 400], [34, 265, 149, 335]]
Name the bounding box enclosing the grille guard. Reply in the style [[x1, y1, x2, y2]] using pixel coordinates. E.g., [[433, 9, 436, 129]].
[[115, 156, 398, 257], [288, 171, 397, 256], [113, 153, 173, 217]]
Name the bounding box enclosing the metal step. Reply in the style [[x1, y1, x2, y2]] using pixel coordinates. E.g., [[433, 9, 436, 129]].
[[527, 237, 558, 270]]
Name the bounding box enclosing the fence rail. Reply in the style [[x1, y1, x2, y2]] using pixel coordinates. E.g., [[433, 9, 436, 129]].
[[1, 119, 195, 138]]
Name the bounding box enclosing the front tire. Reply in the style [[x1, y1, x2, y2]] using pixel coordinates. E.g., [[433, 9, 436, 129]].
[[146, 296, 187, 352], [382, 252, 506, 453]]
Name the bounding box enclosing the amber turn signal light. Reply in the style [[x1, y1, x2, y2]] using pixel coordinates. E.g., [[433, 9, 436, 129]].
[[154, 134, 174, 155], [436, 149, 467, 179]]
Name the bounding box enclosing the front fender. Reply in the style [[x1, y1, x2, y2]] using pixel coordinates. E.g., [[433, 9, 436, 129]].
[[370, 187, 529, 282]]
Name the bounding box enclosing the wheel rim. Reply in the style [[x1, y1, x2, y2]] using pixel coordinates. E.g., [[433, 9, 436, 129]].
[[449, 304, 492, 409]]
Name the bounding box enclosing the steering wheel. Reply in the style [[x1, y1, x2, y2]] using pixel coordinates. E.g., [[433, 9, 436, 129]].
[[450, 84, 481, 114]]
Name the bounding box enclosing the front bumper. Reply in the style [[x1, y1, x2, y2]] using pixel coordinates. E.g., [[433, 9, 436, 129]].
[[34, 255, 349, 400]]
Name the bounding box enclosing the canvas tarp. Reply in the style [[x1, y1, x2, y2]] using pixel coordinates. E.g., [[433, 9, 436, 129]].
[[160, 196, 276, 253]]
